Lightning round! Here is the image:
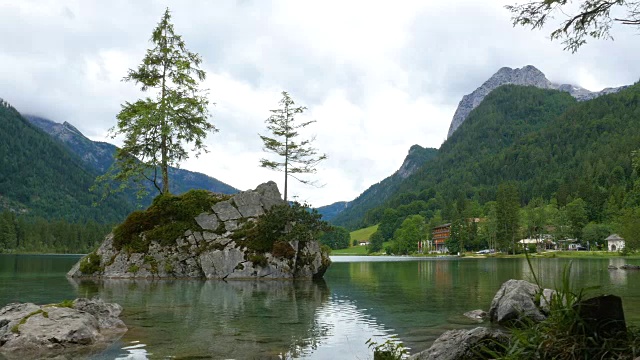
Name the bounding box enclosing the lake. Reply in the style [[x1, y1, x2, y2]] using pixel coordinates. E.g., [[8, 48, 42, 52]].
[[1, 254, 640, 359]]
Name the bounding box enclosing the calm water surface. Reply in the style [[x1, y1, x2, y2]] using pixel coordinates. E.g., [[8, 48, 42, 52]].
[[1, 254, 640, 359]]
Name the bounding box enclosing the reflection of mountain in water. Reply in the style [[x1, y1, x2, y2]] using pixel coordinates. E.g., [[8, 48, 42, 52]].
[[68, 279, 330, 359]]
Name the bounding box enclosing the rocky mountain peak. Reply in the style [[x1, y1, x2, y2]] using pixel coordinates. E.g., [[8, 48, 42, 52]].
[[446, 65, 628, 138]]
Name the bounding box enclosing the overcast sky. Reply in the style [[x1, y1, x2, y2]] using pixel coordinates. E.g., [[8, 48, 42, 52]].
[[2, 0, 640, 207]]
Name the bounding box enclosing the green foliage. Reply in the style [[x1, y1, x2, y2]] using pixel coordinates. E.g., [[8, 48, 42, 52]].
[[368, 230, 384, 253], [0, 99, 134, 223], [506, 0, 640, 53], [366, 338, 408, 360], [617, 207, 640, 251], [128, 264, 140, 273], [96, 7, 216, 198], [319, 226, 351, 250], [259, 91, 327, 202], [243, 202, 330, 254], [248, 253, 268, 267], [113, 189, 229, 253], [272, 241, 296, 259], [79, 252, 102, 274], [582, 222, 611, 247], [392, 214, 425, 255], [497, 182, 521, 253], [0, 210, 112, 254]]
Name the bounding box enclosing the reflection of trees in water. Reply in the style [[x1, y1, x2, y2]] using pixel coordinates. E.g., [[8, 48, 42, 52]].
[[67, 278, 330, 358]]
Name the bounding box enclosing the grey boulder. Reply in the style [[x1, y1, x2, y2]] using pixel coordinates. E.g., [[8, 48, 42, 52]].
[[0, 298, 126, 359], [488, 279, 548, 325], [409, 327, 509, 360]]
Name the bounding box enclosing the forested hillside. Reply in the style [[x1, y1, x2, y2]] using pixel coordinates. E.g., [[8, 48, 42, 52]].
[[342, 83, 640, 253], [330, 145, 438, 228], [0, 100, 134, 223], [25, 115, 238, 196]]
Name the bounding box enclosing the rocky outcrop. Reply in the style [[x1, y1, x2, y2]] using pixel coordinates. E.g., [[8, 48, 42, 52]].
[[488, 279, 553, 325], [67, 181, 331, 280], [447, 65, 629, 137], [408, 327, 509, 360], [0, 298, 126, 359]]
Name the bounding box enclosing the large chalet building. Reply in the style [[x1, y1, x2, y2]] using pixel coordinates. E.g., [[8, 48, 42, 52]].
[[432, 223, 451, 253]]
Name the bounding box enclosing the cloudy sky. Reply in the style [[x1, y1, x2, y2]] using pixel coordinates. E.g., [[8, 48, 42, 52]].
[[2, 0, 640, 207]]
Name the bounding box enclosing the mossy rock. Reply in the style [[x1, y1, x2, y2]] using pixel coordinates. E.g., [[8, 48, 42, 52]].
[[112, 190, 231, 253]]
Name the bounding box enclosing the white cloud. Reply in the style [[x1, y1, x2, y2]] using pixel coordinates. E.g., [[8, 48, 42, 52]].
[[2, 0, 640, 207]]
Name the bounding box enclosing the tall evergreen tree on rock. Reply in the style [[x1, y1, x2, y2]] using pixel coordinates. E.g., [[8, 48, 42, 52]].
[[97, 8, 216, 197], [259, 91, 327, 202]]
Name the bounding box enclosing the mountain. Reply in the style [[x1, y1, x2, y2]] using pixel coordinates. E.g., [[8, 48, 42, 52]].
[[353, 82, 640, 233], [329, 145, 438, 228], [0, 99, 134, 222], [315, 201, 349, 222], [24, 115, 238, 197], [446, 65, 628, 137]]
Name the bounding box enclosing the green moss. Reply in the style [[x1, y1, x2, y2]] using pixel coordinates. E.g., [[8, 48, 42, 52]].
[[163, 262, 174, 274], [112, 190, 231, 253], [56, 299, 75, 308], [248, 253, 268, 267], [128, 265, 140, 273], [79, 252, 101, 274], [11, 309, 47, 334]]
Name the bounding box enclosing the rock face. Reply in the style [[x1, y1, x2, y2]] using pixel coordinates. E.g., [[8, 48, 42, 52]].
[[408, 327, 509, 360], [67, 181, 331, 280], [0, 298, 126, 359], [488, 279, 552, 325], [447, 65, 629, 137]]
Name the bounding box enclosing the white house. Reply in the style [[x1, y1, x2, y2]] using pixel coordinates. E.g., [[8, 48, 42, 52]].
[[605, 234, 625, 252]]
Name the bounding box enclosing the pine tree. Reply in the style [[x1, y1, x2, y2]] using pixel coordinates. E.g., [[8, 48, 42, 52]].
[[97, 7, 216, 197], [259, 91, 326, 202]]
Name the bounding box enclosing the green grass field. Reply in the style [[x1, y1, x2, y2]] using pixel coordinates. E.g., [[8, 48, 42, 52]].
[[349, 224, 378, 243], [330, 224, 379, 255]]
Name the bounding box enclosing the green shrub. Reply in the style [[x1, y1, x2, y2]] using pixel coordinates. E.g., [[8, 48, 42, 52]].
[[243, 202, 330, 253], [112, 190, 230, 252], [79, 252, 101, 274], [248, 253, 268, 267], [366, 338, 407, 360], [272, 241, 296, 259], [128, 265, 140, 273]]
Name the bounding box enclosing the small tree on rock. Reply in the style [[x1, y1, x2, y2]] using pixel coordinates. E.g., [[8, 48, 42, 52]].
[[95, 8, 216, 198], [259, 91, 327, 202]]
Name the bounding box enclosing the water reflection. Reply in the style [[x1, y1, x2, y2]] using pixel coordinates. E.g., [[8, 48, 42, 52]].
[[69, 278, 332, 359]]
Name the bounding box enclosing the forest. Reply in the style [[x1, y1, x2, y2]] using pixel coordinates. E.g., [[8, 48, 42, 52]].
[[352, 83, 640, 254]]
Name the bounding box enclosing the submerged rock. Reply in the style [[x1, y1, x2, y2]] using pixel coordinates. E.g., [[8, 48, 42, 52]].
[[408, 327, 509, 360], [463, 309, 487, 322], [68, 181, 331, 280], [0, 298, 126, 359], [620, 264, 640, 270]]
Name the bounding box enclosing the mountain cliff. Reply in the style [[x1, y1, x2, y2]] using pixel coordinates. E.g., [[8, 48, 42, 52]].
[[447, 65, 628, 137], [24, 115, 238, 197], [329, 145, 438, 229]]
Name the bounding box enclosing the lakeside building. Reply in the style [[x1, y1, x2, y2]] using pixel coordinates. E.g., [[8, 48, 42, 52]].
[[606, 234, 625, 252], [432, 223, 451, 253]]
